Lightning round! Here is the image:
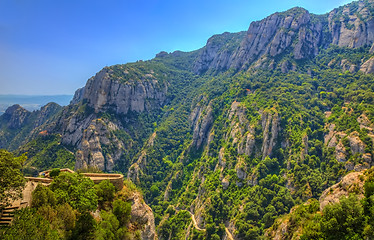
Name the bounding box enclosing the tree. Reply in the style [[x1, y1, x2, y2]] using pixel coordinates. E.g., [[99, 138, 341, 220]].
[[50, 172, 98, 212], [113, 199, 131, 226], [49, 168, 60, 178], [72, 211, 96, 240], [95, 180, 115, 208], [31, 184, 57, 209], [0, 208, 59, 240], [0, 149, 26, 209]]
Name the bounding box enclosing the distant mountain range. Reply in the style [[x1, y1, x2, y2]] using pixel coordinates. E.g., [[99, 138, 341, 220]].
[[0, 95, 72, 115]]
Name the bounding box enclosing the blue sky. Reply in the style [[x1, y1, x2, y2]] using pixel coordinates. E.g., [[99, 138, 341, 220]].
[[0, 0, 354, 95]]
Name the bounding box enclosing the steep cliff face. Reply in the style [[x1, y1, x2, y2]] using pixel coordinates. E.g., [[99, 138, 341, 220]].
[[75, 119, 125, 171], [56, 63, 172, 171], [82, 67, 167, 115], [128, 192, 158, 240], [193, 8, 326, 73], [328, 0, 374, 48], [192, 31, 246, 74], [231, 8, 324, 69], [193, 1, 374, 74], [70, 87, 85, 105], [190, 98, 214, 149]]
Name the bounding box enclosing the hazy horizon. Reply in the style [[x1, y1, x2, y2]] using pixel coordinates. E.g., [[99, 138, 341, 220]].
[[0, 94, 73, 114]]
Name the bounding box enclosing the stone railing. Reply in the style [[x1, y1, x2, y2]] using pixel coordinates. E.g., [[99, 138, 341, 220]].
[[81, 173, 124, 190]]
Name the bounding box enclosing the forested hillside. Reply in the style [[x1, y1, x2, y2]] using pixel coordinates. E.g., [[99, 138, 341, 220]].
[[2, 0, 374, 239]]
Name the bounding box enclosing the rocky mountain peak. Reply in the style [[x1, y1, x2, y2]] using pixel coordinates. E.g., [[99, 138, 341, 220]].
[[81, 66, 167, 115], [3, 104, 30, 129], [193, 0, 374, 74]]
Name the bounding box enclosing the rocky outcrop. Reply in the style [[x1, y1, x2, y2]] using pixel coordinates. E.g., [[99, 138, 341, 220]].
[[231, 8, 323, 69], [2, 104, 30, 129], [227, 101, 255, 157], [348, 131, 366, 155], [70, 87, 85, 105], [193, 8, 325, 73], [360, 56, 374, 74], [261, 110, 280, 159], [192, 31, 246, 74], [319, 171, 365, 210], [193, 1, 374, 74], [129, 192, 157, 240], [83, 67, 167, 115], [328, 1, 374, 48], [75, 119, 125, 171], [190, 99, 214, 149], [60, 111, 96, 147]]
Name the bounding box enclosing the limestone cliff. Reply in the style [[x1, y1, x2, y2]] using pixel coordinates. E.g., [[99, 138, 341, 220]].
[[83, 67, 167, 115], [56, 63, 170, 171], [193, 1, 374, 74], [190, 98, 214, 149], [75, 118, 125, 171], [128, 192, 158, 240]]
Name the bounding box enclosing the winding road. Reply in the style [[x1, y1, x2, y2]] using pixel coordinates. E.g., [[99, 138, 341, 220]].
[[186, 210, 234, 240]]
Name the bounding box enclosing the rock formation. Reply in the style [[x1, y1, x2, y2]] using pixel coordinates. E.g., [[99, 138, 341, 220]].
[[83, 67, 167, 115], [193, 1, 374, 74]]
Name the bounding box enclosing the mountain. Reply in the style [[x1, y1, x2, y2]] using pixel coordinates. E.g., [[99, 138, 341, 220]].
[[2, 0, 374, 239], [0, 95, 73, 115]]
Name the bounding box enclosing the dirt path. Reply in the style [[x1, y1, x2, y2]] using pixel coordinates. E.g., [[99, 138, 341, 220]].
[[187, 211, 205, 231], [225, 227, 234, 240], [186, 210, 234, 239]]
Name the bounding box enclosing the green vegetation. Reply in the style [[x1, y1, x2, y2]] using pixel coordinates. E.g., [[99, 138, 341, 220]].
[[0, 149, 26, 209], [0, 172, 133, 240], [267, 168, 374, 240], [16, 134, 75, 173]]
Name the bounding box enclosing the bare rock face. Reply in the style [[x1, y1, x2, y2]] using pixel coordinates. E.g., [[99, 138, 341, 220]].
[[128, 192, 158, 240], [348, 131, 366, 155], [193, 1, 374, 74], [324, 123, 348, 162], [190, 99, 214, 149], [261, 110, 280, 159], [74, 119, 125, 171], [231, 8, 322, 70], [61, 112, 96, 147], [193, 8, 324, 73], [360, 56, 374, 74], [192, 32, 246, 74], [328, 1, 374, 48], [70, 87, 85, 105], [83, 67, 167, 115], [227, 101, 256, 157], [319, 171, 365, 211], [3, 104, 30, 129]]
